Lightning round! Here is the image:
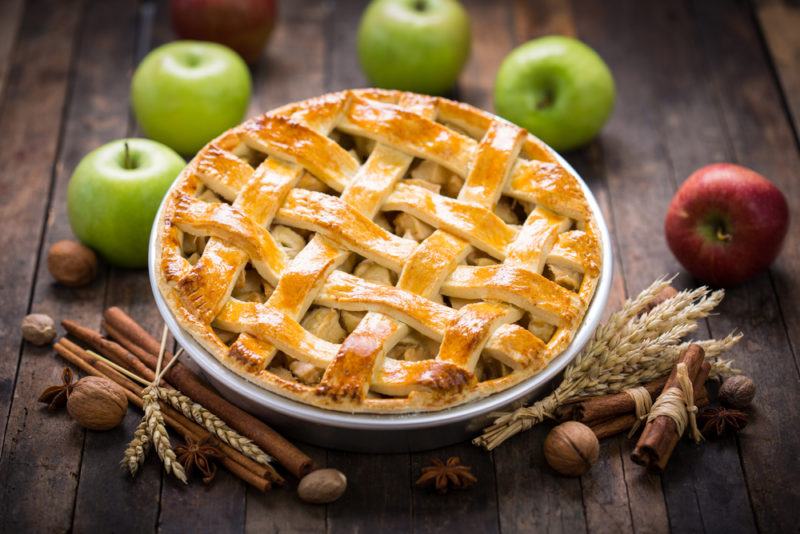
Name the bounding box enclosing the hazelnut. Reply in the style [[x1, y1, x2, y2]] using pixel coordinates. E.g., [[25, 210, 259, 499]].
[[297, 468, 347, 504], [47, 240, 97, 287], [67, 376, 128, 430], [719, 375, 755, 409], [543, 421, 599, 477], [21, 313, 56, 346]]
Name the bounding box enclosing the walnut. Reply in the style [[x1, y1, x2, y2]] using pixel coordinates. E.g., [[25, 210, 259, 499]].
[[341, 310, 364, 333], [289, 360, 322, 385], [66, 376, 128, 431], [21, 313, 56, 346], [298, 468, 347, 504], [394, 213, 433, 242], [719, 375, 755, 409], [543, 421, 599, 477], [47, 240, 97, 287], [354, 260, 395, 286], [302, 308, 346, 343], [272, 225, 306, 259]]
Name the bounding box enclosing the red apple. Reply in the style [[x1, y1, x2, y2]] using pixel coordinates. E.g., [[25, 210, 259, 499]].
[[665, 163, 789, 287], [170, 0, 277, 64]]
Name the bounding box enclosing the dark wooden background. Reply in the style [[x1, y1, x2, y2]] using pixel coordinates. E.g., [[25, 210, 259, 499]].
[[1, 0, 799, 532]]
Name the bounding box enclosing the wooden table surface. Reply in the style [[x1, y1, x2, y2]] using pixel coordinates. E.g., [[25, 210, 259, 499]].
[[1, 0, 799, 532]]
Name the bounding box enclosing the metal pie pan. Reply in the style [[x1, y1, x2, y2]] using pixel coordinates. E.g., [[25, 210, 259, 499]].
[[149, 152, 613, 453]]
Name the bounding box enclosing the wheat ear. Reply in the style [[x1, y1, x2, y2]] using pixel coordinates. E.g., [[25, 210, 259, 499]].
[[122, 417, 151, 477], [154, 386, 272, 467]]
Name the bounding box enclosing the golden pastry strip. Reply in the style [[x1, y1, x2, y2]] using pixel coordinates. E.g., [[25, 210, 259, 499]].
[[275, 189, 418, 273], [441, 265, 581, 327], [154, 89, 603, 413], [383, 183, 518, 259]]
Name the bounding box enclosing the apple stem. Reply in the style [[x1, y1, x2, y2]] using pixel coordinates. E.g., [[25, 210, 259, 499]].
[[123, 141, 131, 170], [715, 227, 732, 242]]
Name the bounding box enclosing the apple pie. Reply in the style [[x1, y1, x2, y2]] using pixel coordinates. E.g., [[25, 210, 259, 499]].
[[154, 89, 602, 413]]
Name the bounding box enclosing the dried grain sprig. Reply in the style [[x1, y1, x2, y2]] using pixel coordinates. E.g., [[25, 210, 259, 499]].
[[154, 386, 272, 467], [475, 280, 740, 450], [143, 385, 187, 483], [122, 416, 151, 476]]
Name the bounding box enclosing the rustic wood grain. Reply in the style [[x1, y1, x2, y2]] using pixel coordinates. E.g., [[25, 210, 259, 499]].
[[245, 1, 330, 528], [496, 426, 587, 533], [0, 1, 88, 532], [326, 452, 412, 533], [0, 0, 23, 102], [691, 1, 800, 531], [756, 0, 800, 142], [505, 3, 643, 533], [624, 2, 757, 532], [65, 2, 165, 533]]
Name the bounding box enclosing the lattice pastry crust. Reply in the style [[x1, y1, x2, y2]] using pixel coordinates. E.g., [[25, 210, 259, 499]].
[[154, 89, 602, 413]]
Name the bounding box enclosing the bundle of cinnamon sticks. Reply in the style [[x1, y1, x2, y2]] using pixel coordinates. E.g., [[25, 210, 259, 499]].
[[558, 346, 709, 443], [53, 307, 316, 490]]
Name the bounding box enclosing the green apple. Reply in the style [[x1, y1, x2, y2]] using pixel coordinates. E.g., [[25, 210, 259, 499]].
[[132, 40, 251, 155], [67, 139, 185, 268], [357, 0, 471, 95], [494, 36, 615, 152]]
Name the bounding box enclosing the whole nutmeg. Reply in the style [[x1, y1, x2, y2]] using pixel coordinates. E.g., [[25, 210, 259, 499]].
[[66, 376, 128, 430], [47, 240, 97, 287], [543, 421, 599, 477], [719, 375, 756, 409], [297, 468, 347, 504], [21, 313, 56, 346]]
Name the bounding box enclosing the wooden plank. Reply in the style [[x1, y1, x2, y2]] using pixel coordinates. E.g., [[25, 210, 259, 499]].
[[327, 0, 367, 93], [66, 2, 165, 532], [250, 0, 332, 115], [326, 452, 412, 533], [756, 0, 800, 142], [0, 2, 88, 532], [690, 1, 800, 531], [499, 3, 640, 533], [411, 445, 499, 534], [0, 0, 24, 102], [244, 0, 331, 530], [496, 426, 586, 533], [619, 3, 757, 532]]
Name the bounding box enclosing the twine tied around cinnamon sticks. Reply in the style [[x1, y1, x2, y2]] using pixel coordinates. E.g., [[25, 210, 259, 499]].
[[623, 385, 653, 437], [475, 277, 741, 451], [644, 363, 702, 443]]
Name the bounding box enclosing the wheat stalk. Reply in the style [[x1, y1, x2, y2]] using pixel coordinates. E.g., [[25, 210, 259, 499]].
[[474, 279, 741, 450], [154, 386, 272, 467], [122, 417, 151, 476], [143, 385, 187, 483]]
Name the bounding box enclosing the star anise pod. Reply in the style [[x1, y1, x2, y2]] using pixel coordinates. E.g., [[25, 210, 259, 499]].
[[38, 367, 76, 411], [175, 436, 224, 484], [699, 406, 748, 437], [415, 456, 477, 494]]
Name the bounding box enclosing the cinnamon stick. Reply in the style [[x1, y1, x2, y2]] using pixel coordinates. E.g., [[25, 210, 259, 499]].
[[54, 340, 278, 489], [62, 320, 157, 383], [103, 307, 314, 478], [589, 370, 711, 440], [631, 344, 706, 472], [644, 285, 679, 313], [559, 377, 668, 423]]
